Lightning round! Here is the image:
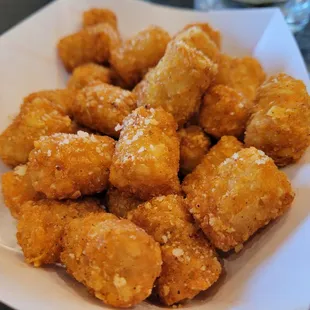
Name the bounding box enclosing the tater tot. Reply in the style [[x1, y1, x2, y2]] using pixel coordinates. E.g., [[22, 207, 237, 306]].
[[109, 107, 180, 200], [214, 54, 266, 101], [187, 147, 295, 252], [245, 73, 310, 166], [58, 23, 120, 72], [128, 195, 222, 305], [174, 26, 220, 64], [28, 132, 115, 199], [83, 8, 117, 29], [72, 83, 137, 138], [182, 136, 243, 196], [61, 213, 162, 308], [106, 187, 143, 218], [24, 89, 75, 116], [199, 85, 250, 138], [158, 238, 221, 305], [181, 22, 221, 48], [1, 165, 43, 219], [136, 41, 217, 126], [67, 63, 112, 91], [16, 198, 102, 267], [178, 125, 211, 175], [110, 25, 171, 88], [0, 97, 74, 167]]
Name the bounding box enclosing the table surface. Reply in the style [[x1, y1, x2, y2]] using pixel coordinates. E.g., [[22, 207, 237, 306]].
[[0, 0, 309, 309]]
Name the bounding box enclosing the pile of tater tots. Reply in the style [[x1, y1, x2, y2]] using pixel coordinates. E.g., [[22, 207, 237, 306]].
[[1, 7, 309, 308]]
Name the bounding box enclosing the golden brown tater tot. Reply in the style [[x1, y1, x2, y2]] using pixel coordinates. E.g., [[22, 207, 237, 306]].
[[72, 83, 136, 138], [17, 198, 102, 267], [109, 107, 180, 200], [245, 73, 310, 166], [28, 132, 115, 199], [61, 213, 162, 308], [110, 25, 171, 88]]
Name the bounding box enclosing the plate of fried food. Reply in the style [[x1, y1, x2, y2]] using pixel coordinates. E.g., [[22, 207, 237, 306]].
[[0, 0, 309, 309]]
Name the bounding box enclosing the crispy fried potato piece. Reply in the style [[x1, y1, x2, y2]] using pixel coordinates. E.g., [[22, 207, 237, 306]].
[[136, 41, 217, 126], [174, 26, 220, 64], [106, 187, 143, 218], [1, 165, 43, 219], [109, 107, 180, 200], [159, 238, 221, 305], [110, 25, 171, 88], [181, 22, 221, 48], [128, 195, 222, 305], [182, 136, 244, 196], [83, 8, 117, 29], [28, 132, 115, 199], [24, 89, 75, 116], [17, 198, 102, 267], [187, 147, 295, 252], [58, 23, 120, 72], [67, 63, 112, 91], [72, 83, 137, 138], [245, 73, 310, 166], [0, 97, 73, 167], [61, 213, 162, 308], [199, 85, 250, 138], [178, 125, 211, 175], [214, 54, 265, 101]]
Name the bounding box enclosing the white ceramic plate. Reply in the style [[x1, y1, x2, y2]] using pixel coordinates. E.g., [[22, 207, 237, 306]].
[[0, 1, 309, 309]]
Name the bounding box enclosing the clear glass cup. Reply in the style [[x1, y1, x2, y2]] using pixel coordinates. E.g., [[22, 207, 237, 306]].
[[194, 0, 310, 32], [284, 0, 310, 32]]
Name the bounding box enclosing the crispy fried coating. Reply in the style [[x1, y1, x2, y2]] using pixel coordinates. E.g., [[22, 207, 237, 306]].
[[83, 8, 117, 29], [181, 22, 221, 48], [0, 97, 73, 167], [187, 147, 295, 252], [136, 41, 217, 126], [128, 196, 196, 245], [24, 89, 75, 116], [174, 26, 220, 64], [128, 195, 222, 305], [1, 165, 43, 219], [109, 107, 180, 200], [28, 132, 115, 199], [159, 238, 221, 305], [67, 63, 112, 91], [214, 54, 265, 101], [61, 213, 162, 308], [199, 85, 250, 138], [72, 83, 137, 138], [245, 73, 310, 166], [110, 25, 171, 88], [16, 198, 102, 267], [106, 187, 143, 218], [178, 125, 211, 175], [182, 136, 244, 196], [58, 23, 121, 72]]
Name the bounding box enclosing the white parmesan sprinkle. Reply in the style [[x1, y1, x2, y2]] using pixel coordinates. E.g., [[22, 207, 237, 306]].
[[113, 274, 127, 288], [172, 248, 184, 257], [115, 123, 123, 132], [232, 153, 239, 160], [14, 165, 27, 176], [162, 235, 168, 243], [77, 130, 89, 138], [47, 150, 52, 157], [138, 147, 145, 153]]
